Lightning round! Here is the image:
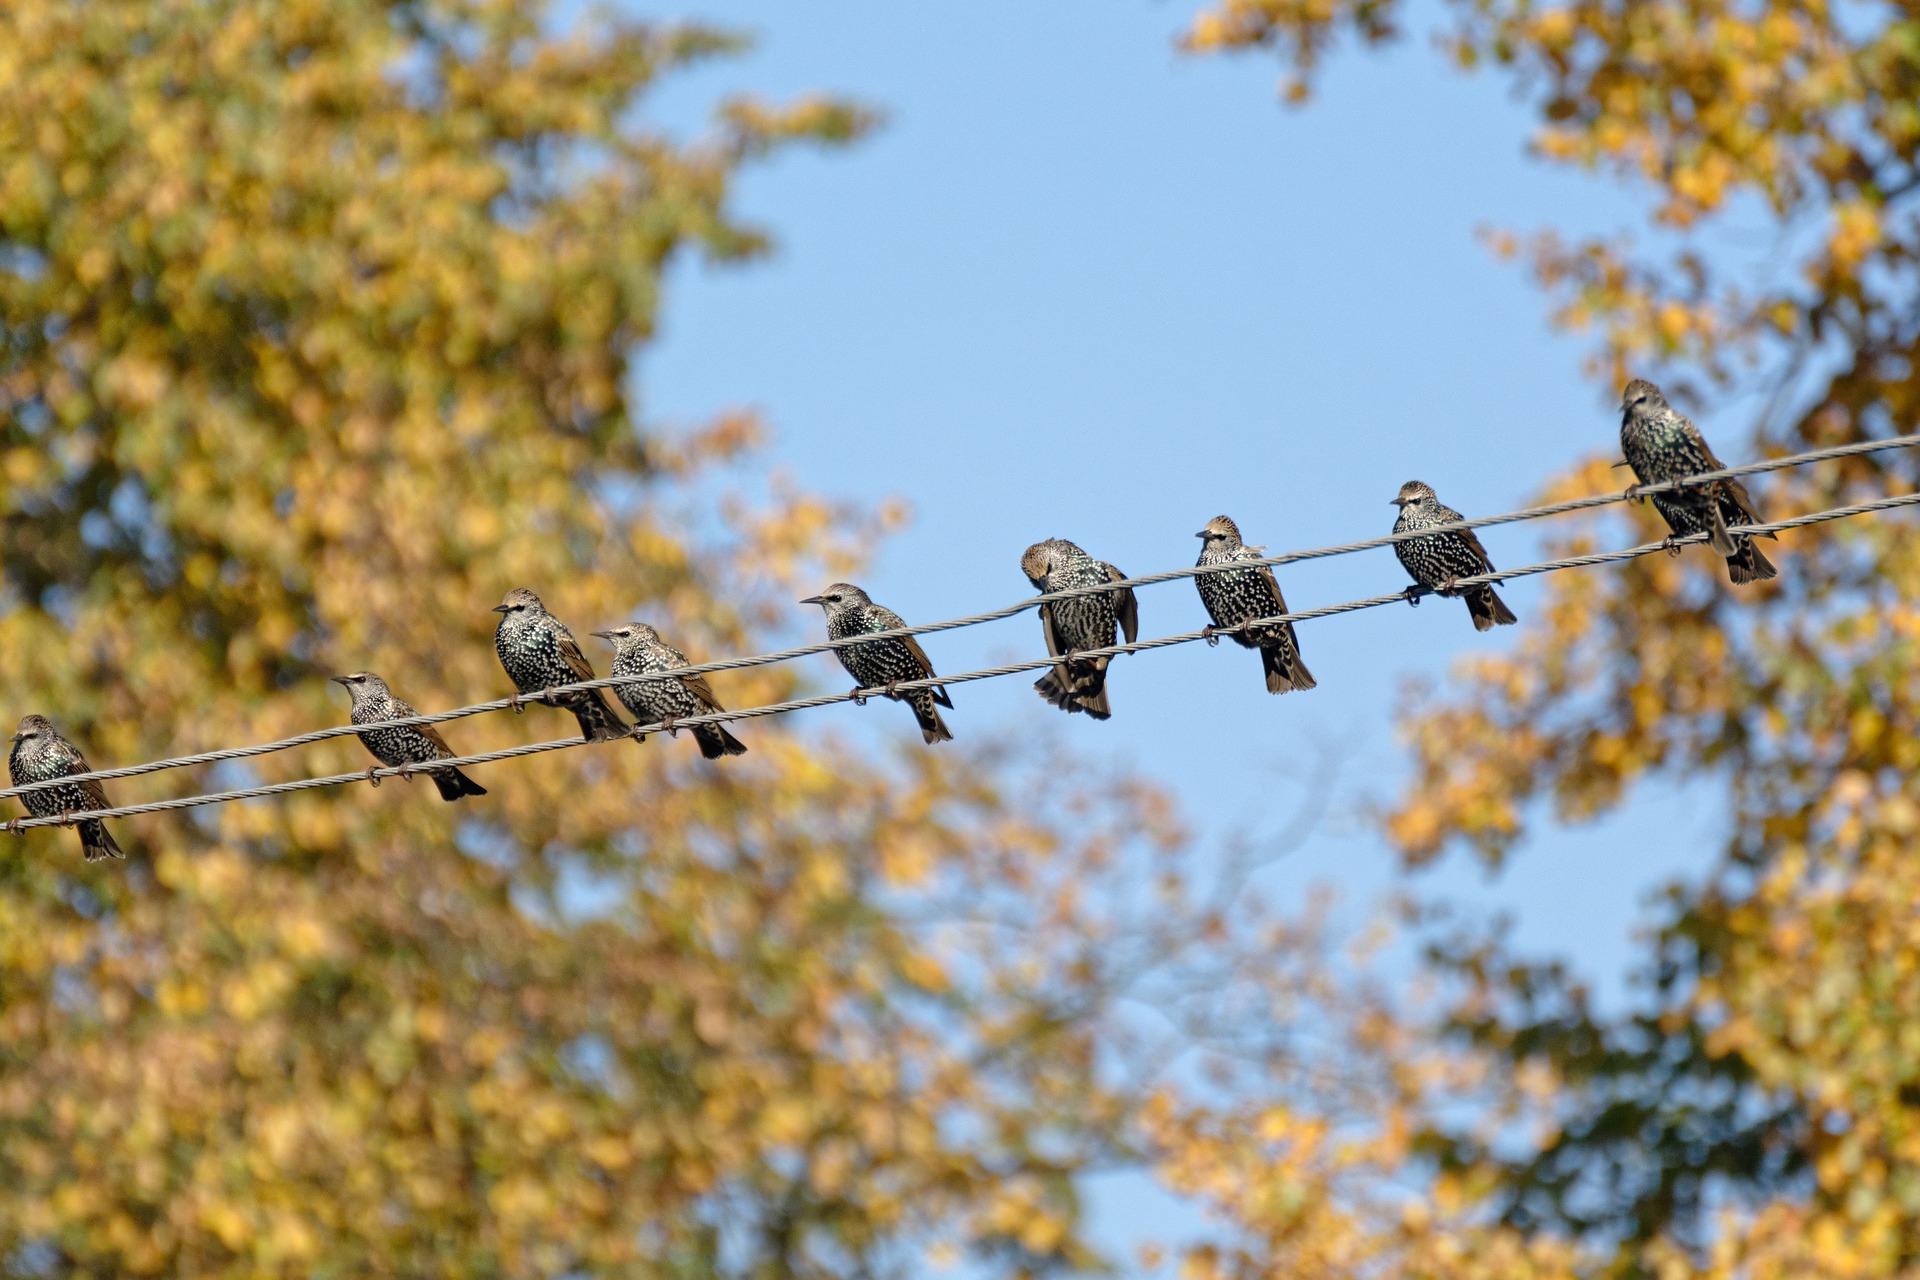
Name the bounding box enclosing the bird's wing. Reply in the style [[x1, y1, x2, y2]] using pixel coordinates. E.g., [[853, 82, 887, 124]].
[[1719, 474, 1766, 528], [1256, 563, 1290, 620], [1036, 601, 1064, 660], [556, 629, 598, 682], [68, 750, 111, 811], [901, 632, 954, 707], [1459, 525, 1497, 574], [79, 777, 112, 811], [1100, 563, 1139, 644], [681, 672, 726, 712], [415, 720, 458, 760], [902, 632, 939, 677]]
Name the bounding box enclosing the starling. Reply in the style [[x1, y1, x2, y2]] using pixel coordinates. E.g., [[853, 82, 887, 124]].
[[331, 672, 488, 801], [1619, 379, 1778, 585], [799, 583, 953, 743], [1021, 538, 1139, 719], [592, 623, 748, 760], [1391, 480, 1519, 632], [8, 715, 123, 861], [491, 587, 632, 743], [1193, 515, 1317, 694]]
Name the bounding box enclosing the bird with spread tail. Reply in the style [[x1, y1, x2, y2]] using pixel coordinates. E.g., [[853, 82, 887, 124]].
[[1391, 480, 1519, 632], [800, 583, 953, 743], [1193, 515, 1316, 693], [1619, 378, 1777, 585], [1021, 538, 1138, 719], [8, 715, 123, 861], [492, 587, 632, 743], [331, 672, 488, 800], [593, 623, 748, 760]]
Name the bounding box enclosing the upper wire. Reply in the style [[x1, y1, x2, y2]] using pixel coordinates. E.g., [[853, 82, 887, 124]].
[[0, 429, 1912, 805], [10, 488, 1917, 831]]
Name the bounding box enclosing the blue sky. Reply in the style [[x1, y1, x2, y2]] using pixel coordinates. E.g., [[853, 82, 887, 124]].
[[630, 0, 1733, 1260]]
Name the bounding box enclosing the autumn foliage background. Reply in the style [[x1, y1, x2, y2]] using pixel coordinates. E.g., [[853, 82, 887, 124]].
[[0, 0, 1914, 1275]]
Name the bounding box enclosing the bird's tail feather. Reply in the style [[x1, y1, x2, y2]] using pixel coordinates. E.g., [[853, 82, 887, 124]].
[[570, 692, 630, 743], [1033, 660, 1111, 718], [1261, 643, 1317, 694], [1033, 669, 1073, 711], [696, 724, 749, 759], [1727, 537, 1779, 585], [913, 694, 954, 744], [432, 768, 488, 801], [80, 820, 123, 861], [1468, 587, 1519, 631]]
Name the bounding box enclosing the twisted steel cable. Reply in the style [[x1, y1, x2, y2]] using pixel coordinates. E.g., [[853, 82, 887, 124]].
[[9, 488, 1915, 832], [0, 429, 1910, 806]]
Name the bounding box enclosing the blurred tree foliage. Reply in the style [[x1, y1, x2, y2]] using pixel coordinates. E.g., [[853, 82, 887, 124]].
[[0, 0, 1308, 1275], [1174, 0, 1920, 1276]]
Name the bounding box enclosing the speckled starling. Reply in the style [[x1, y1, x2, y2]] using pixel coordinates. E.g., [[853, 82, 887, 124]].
[[800, 583, 953, 744], [1021, 538, 1138, 720], [8, 715, 122, 861], [1194, 515, 1317, 694], [491, 587, 631, 743], [331, 672, 488, 801], [1391, 481, 1519, 632], [1620, 379, 1777, 585], [592, 623, 748, 760]]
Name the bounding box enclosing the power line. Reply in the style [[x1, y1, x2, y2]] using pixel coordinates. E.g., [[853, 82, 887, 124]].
[[1, 430, 1911, 806], [11, 489, 1916, 833]]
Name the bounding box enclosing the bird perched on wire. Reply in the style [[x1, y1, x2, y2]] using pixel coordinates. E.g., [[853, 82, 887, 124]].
[[592, 623, 748, 760], [1390, 481, 1519, 632], [8, 715, 122, 861], [1021, 538, 1138, 719], [330, 672, 488, 801], [800, 583, 953, 743], [491, 587, 631, 743], [1193, 515, 1317, 694], [1619, 378, 1777, 585]]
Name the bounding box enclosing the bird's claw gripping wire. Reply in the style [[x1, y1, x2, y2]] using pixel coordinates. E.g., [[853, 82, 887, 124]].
[[883, 681, 902, 699], [851, 687, 869, 707], [660, 716, 680, 739], [1439, 576, 1463, 598], [56, 810, 75, 828], [1402, 585, 1424, 607], [4, 817, 22, 836], [508, 692, 528, 714], [1624, 482, 1646, 502], [398, 763, 418, 783], [1662, 534, 1686, 557], [364, 766, 383, 788], [1201, 625, 1221, 648]]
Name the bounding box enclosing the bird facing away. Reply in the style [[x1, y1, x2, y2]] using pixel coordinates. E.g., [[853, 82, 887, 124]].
[[1391, 481, 1520, 632], [492, 587, 631, 743], [1619, 379, 1778, 585], [592, 623, 748, 760], [1193, 516, 1317, 694], [800, 583, 953, 743], [330, 672, 488, 801], [1021, 539, 1139, 720], [9, 715, 123, 861]]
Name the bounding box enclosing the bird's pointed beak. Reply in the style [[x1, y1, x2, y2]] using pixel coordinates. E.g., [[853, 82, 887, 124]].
[[1610, 459, 1631, 469], [9, 732, 22, 744], [491, 604, 511, 613], [1194, 530, 1208, 539], [329, 675, 351, 686], [798, 595, 824, 606], [1390, 497, 1406, 507], [589, 630, 613, 640]]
